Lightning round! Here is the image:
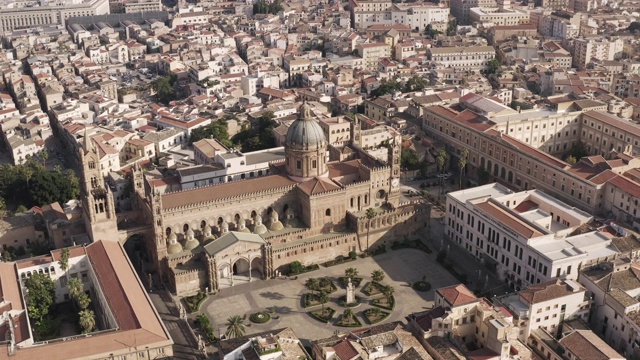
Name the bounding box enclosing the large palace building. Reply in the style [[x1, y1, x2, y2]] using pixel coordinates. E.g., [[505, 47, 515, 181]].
[[80, 103, 429, 295]]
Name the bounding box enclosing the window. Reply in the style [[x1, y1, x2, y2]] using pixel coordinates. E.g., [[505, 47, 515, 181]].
[[312, 160, 317, 168], [325, 209, 331, 216], [296, 160, 301, 169]]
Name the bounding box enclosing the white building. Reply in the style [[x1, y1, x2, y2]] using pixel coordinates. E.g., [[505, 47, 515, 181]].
[[446, 184, 624, 290], [428, 46, 496, 70], [498, 279, 589, 342]]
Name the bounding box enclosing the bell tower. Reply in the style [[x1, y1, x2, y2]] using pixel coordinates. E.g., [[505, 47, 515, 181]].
[[80, 130, 118, 242], [350, 115, 362, 148], [387, 132, 401, 206]]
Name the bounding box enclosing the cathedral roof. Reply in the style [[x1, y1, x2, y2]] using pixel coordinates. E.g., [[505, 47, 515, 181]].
[[298, 177, 341, 196], [161, 174, 296, 209]]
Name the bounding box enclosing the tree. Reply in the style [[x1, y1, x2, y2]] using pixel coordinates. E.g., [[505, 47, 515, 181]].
[[253, 0, 283, 14], [225, 315, 246, 339], [628, 21, 640, 32], [39, 150, 48, 167], [371, 269, 385, 283], [189, 119, 232, 147], [404, 75, 429, 92], [382, 285, 395, 302], [486, 59, 501, 74], [67, 277, 83, 301], [567, 141, 588, 160], [424, 24, 442, 39], [436, 149, 447, 193], [305, 278, 319, 294], [365, 208, 376, 251], [0, 197, 5, 218], [566, 155, 577, 165], [58, 248, 70, 275], [231, 112, 277, 152], [318, 291, 329, 312], [345, 267, 358, 279], [152, 75, 177, 104], [401, 148, 421, 171], [24, 273, 56, 325], [289, 261, 304, 275], [78, 309, 96, 334], [343, 308, 354, 319], [371, 78, 403, 97], [77, 292, 91, 310], [369, 307, 381, 317], [458, 149, 469, 190]]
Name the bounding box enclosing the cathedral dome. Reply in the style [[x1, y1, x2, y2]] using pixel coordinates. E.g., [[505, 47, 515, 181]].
[[285, 102, 326, 150]]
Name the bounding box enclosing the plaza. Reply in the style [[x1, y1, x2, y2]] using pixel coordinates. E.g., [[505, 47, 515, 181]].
[[200, 247, 459, 341]]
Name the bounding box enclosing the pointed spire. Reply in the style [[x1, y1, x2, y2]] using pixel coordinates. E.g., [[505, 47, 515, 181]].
[[83, 126, 93, 154]]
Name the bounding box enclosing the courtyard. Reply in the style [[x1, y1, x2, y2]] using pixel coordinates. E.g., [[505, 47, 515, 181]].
[[199, 247, 459, 341]]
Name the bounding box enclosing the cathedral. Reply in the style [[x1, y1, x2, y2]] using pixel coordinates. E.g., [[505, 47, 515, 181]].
[[80, 103, 429, 295]]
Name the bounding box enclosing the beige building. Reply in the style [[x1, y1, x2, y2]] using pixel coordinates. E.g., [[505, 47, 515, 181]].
[[572, 37, 624, 69], [123, 0, 162, 13], [0, 213, 45, 255], [427, 46, 496, 70], [319, 116, 352, 145], [469, 7, 529, 26], [0, 0, 109, 33], [357, 42, 391, 71], [450, 0, 496, 25], [1, 241, 173, 359], [81, 103, 428, 296]]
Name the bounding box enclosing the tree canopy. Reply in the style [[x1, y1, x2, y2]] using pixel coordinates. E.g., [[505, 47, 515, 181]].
[[486, 59, 501, 75], [24, 273, 56, 325], [253, 0, 283, 14], [567, 141, 588, 161], [371, 78, 403, 97], [404, 75, 430, 92], [231, 112, 277, 152], [152, 74, 178, 104], [628, 21, 640, 32], [401, 148, 422, 171], [0, 161, 80, 211], [189, 119, 232, 147]]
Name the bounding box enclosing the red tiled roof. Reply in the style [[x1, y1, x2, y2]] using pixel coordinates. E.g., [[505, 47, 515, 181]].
[[436, 284, 478, 307], [519, 279, 582, 305], [298, 177, 341, 196], [486, 129, 567, 168], [333, 339, 359, 360], [476, 201, 544, 239], [608, 174, 640, 199]]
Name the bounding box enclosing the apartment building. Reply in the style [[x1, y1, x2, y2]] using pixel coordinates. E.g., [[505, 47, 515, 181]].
[[0, 0, 109, 33], [579, 260, 640, 358], [529, 325, 624, 360], [319, 116, 352, 145], [123, 0, 162, 13], [357, 42, 391, 70], [427, 46, 496, 70], [469, 7, 529, 26], [349, 0, 449, 30], [498, 279, 589, 341], [450, 0, 496, 25], [573, 37, 624, 69], [445, 184, 628, 290], [410, 283, 527, 358]]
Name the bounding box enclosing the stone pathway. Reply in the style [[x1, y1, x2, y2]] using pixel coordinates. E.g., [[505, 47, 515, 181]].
[[198, 247, 459, 343]]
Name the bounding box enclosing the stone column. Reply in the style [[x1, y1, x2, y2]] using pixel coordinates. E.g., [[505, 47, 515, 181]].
[[230, 259, 234, 286], [249, 257, 252, 281]]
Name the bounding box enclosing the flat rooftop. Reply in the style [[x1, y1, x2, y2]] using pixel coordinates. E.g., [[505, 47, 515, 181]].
[[447, 183, 512, 204], [245, 147, 286, 165]]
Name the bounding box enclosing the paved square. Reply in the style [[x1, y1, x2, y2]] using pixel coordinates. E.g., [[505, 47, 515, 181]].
[[201, 247, 458, 341]]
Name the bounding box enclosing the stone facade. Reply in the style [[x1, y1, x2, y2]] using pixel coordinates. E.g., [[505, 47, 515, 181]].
[[82, 103, 429, 296]]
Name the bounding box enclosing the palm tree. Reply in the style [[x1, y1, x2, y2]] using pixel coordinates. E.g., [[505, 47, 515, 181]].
[[368, 307, 381, 317], [458, 148, 468, 190], [305, 278, 319, 295], [365, 208, 376, 251], [40, 149, 48, 167], [384, 285, 395, 303], [437, 149, 447, 194], [77, 293, 91, 310], [68, 278, 83, 302], [318, 291, 329, 312], [225, 315, 246, 339], [371, 270, 385, 284], [342, 308, 354, 323], [345, 267, 358, 279], [78, 309, 96, 334]]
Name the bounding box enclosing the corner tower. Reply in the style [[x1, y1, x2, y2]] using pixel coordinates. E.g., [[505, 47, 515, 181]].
[[285, 102, 329, 181], [80, 130, 117, 242]]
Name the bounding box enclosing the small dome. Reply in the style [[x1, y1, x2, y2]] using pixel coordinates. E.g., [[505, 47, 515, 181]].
[[167, 241, 184, 254], [203, 224, 212, 236], [238, 218, 246, 226], [253, 223, 268, 235], [285, 102, 326, 150], [184, 238, 200, 251], [254, 214, 263, 225], [168, 232, 177, 242], [220, 221, 229, 230], [186, 228, 195, 239]]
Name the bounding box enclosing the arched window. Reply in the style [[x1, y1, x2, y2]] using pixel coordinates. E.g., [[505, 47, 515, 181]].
[[325, 209, 331, 216], [183, 223, 189, 233], [166, 227, 172, 236]]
